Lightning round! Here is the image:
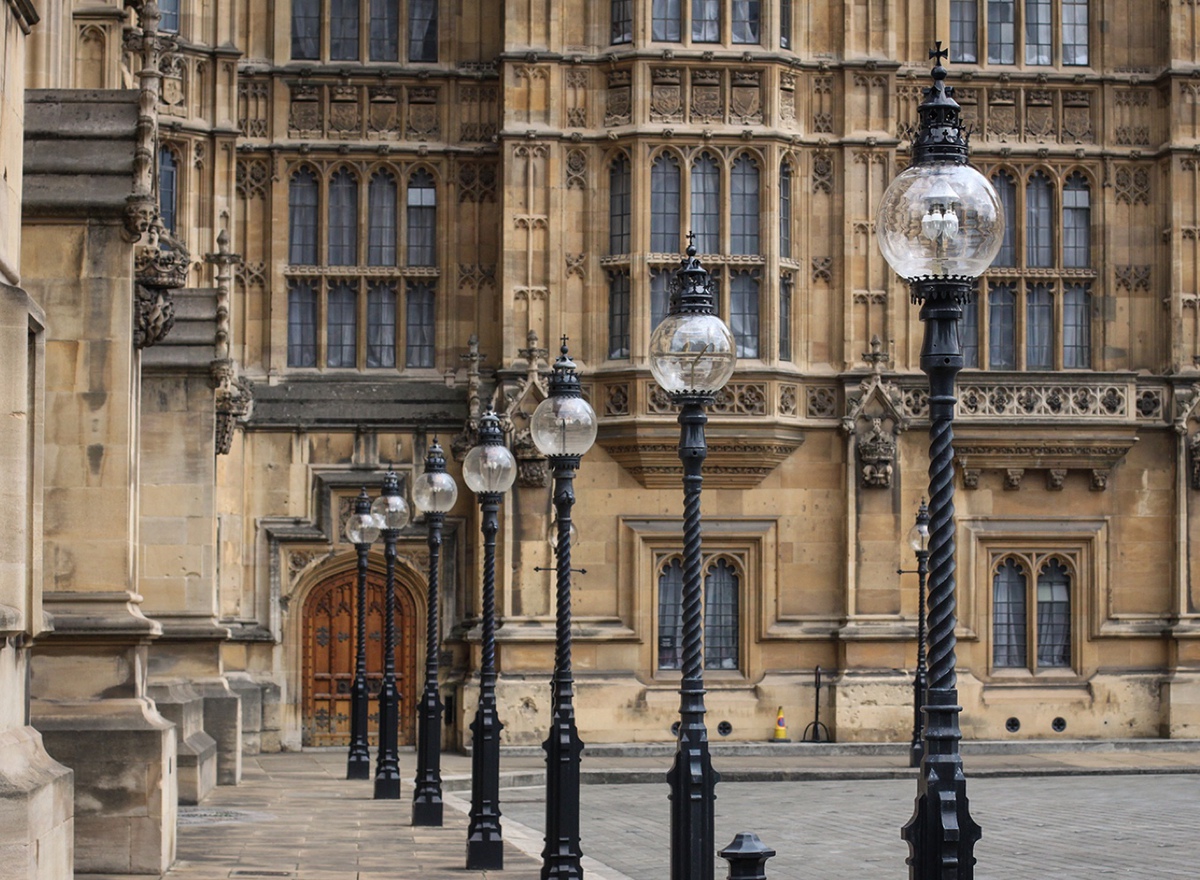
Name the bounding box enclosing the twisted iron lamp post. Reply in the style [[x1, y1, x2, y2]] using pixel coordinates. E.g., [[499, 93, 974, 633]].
[[411, 440, 458, 826], [371, 470, 410, 799], [877, 44, 1003, 879], [530, 338, 598, 880], [343, 488, 381, 780], [649, 236, 737, 880], [463, 409, 517, 870], [901, 500, 931, 769]]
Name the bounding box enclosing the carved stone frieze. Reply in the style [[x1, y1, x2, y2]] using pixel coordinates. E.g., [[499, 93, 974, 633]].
[[957, 383, 1128, 419], [238, 80, 269, 137], [606, 70, 632, 126], [690, 69, 722, 123], [650, 67, 683, 123], [288, 82, 322, 136], [954, 427, 1138, 492], [807, 387, 837, 419], [458, 162, 497, 202]]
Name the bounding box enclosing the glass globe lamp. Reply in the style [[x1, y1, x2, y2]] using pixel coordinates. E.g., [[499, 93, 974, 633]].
[[649, 312, 737, 395], [344, 508, 381, 545], [908, 518, 930, 553], [414, 470, 458, 514], [531, 394, 597, 458], [371, 490, 410, 532], [876, 162, 1003, 281], [463, 411, 517, 495]]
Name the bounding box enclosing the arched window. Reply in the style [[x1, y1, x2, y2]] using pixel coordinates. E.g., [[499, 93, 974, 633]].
[[704, 559, 739, 669], [367, 171, 397, 267], [366, 281, 397, 368], [406, 281, 436, 367], [288, 168, 319, 265], [1026, 283, 1053, 370], [1063, 172, 1090, 269], [328, 168, 358, 266], [653, 0, 682, 41], [731, 0, 760, 44], [657, 559, 684, 670], [651, 154, 681, 253], [160, 0, 180, 33], [779, 274, 793, 362], [611, 0, 633, 44], [993, 558, 1027, 667], [406, 170, 437, 267], [159, 147, 178, 234], [370, 0, 400, 61], [962, 295, 979, 368], [730, 271, 759, 358], [650, 268, 671, 330], [779, 162, 792, 259], [992, 554, 1073, 671], [730, 154, 759, 255], [291, 0, 320, 59], [409, 0, 439, 62], [992, 171, 1016, 267], [326, 281, 358, 367], [691, 153, 720, 254], [609, 156, 631, 255], [1036, 559, 1071, 668], [330, 0, 360, 60], [988, 283, 1016, 369], [1025, 171, 1053, 268], [287, 280, 319, 367]]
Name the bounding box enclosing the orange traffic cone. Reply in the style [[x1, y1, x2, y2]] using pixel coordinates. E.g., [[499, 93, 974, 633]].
[[772, 706, 790, 742]]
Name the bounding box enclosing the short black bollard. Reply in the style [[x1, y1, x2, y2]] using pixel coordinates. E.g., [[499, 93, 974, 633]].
[[719, 832, 776, 880]]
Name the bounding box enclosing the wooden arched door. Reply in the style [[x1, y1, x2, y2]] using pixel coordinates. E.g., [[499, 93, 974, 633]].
[[301, 567, 419, 747]]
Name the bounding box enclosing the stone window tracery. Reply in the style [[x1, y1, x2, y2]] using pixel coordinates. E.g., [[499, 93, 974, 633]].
[[656, 555, 741, 671], [992, 553, 1073, 672]]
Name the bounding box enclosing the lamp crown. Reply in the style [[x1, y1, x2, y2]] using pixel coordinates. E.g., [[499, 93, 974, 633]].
[[548, 336, 583, 399], [354, 486, 372, 515], [912, 42, 969, 166], [381, 468, 400, 497], [478, 408, 504, 445], [424, 438, 447, 474], [669, 233, 717, 316], [916, 498, 930, 527]]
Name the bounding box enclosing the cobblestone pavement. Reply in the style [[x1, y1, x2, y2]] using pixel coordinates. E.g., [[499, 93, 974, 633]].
[[497, 775, 1200, 880]]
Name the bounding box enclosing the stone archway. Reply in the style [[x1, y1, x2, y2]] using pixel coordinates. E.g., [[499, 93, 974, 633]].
[[301, 567, 419, 747]]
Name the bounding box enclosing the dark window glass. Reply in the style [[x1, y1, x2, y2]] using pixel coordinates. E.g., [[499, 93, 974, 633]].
[[1063, 284, 1091, 369], [159, 147, 178, 234], [292, 0, 320, 59], [988, 283, 1016, 369], [370, 0, 400, 61], [611, 0, 633, 43], [993, 558, 1027, 667], [987, 0, 1015, 64], [608, 271, 631, 359], [691, 153, 719, 254], [693, 0, 719, 42], [779, 0, 792, 49], [409, 0, 438, 62], [1063, 173, 1090, 268], [406, 281, 436, 367], [1063, 0, 1089, 65], [1036, 559, 1071, 668], [366, 281, 397, 368], [730, 271, 759, 359], [288, 168, 319, 265], [287, 279, 318, 367], [609, 156, 631, 255], [328, 168, 358, 266], [779, 275, 793, 361], [950, 0, 977, 63], [657, 559, 684, 670], [651, 154, 682, 253], [779, 163, 792, 259], [732, 0, 760, 44], [1025, 0, 1051, 65], [961, 293, 979, 368], [1026, 283, 1053, 370], [331, 0, 361, 60], [406, 169, 437, 267], [652, 0, 681, 40], [730, 154, 758, 255], [650, 268, 671, 330], [160, 0, 180, 33], [367, 172, 397, 267], [704, 560, 739, 669], [327, 281, 358, 367], [993, 172, 1017, 267], [1026, 172, 1053, 268]]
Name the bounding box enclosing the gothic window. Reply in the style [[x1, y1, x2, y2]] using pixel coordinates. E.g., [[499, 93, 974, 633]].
[[292, 0, 320, 59], [406, 169, 436, 267], [368, 171, 398, 267], [1061, 0, 1088, 65], [653, 0, 682, 41], [988, 283, 1016, 369], [1063, 284, 1091, 369], [992, 558, 1026, 667], [370, 0, 400, 60], [159, 146, 178, 234], [610, 156, 631, 255], [612, 0, 633, 43], [779, 0, 791, 49], [987, 0, 1015, 63], [326, 280, 358, 367], [651, 154, 682, 253], [330, 0, 361, 60], [366, 281, 397, 368], [160, 0, 180, 33], [992, 554, 1073, 672], [962, 294, 980, 368], [951, 0, 978, 62], [288, 167, 319, 266], [730, 154, 759, 255], [954, 0, 1089, 67], [1026, 171, 1053, 268], [1062, 172, 1091, 269], [779, 274, 793, 362], [1026, 283, 1053, 370], [693, 0, 719, 42], [408, 0, 438, 61], [405, 281, 435, 367], [1025, 0, 1052, 64], [288, 279, 319, 367], [691, 152, 720, 254], [328, 168, 358, 266], [779, 162, 792, 259], [731, 0, 759, 43], [657, 559, 684, 670], [608, 271, 631, 359], [292, 1, 441, 62], [994, 171, 1017, 267], [656, 556, 741, 671], [650, 268, 671, 329], [730, 270, 759, 358]]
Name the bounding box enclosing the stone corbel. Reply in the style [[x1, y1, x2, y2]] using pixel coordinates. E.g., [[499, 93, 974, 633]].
[[133, 223, 190, 349], [1004, 468, 1024, 490], [961, 468, 981, 489], [212, 359, 254, 456], [1046, 468, 1067, 490], [955, 427, 1138, 493]]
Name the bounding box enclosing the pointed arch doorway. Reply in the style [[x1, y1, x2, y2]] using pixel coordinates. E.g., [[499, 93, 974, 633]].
[[301, 566, 419, 747]]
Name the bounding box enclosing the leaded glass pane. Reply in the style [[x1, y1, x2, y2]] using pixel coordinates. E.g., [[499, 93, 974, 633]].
[[779, 0, 792, 49], [612, 0, 633, 43], [288, 168, 319, 265], [657, 559, 683, 670], [366, 282, 397, 368], [691, 153, 719, 254], [961, 293, 980, 368], [1027, 283, 1053, 370], [1063, 284, 1091, 369], [987, 0, 1015, 64], [405, 281, 435, 367], [292, 0, 320, 59], [1025, 0, 1051, 65], [651, 154, 681, 253], [993, 172, 1016, 267], [1063, 0, 1089, 66], [693, 0, 719, 42], [779, 275, 793, 362], [730, 154, 759, 255], [608, 272, 630, 359], [370, 0, 400, 61], [287, 279, 318, 367], [367, 172, 397, 267], [406, 170, 436, 267], [988, 283, 1016, 369], [408, 0, 438, 62], [609, 157, 631, 255], [650, 269, 671, 330], [326, 281, 357, 368], [328, 168, 358, 266], [1026, 172, 1053, 268], [950, 0, 977, 63], [779, 163, 792, 259], [330, 0, 360, 60], [1063, 173, 1091, 269], [704, 560, 739, 670], [993, 558, 1027, 668], [159, 147, 177, 234], [1036, 559, 1071, 668], [652, 0, 681, 41], [730, 272, 759, 359], [732, 0, 760, 44]]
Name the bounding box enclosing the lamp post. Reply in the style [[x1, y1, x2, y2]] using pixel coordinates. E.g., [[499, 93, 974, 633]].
[[649, 236, 737, 880], [344, 488, 380, 780], [411, 440, 458, 827], [877, 44, 1002, 879], [371, 470, 410, 800], [463, 409, 517, 870], [530, 338, 598, 880], [902, 500, 931, 769]]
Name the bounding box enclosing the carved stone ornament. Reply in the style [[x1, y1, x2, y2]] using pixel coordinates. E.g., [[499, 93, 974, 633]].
[[213, 360, 254, 456], [124, 195, 158, 242], [133, 222, 190, 350], [133, 285, 175, 349], [857, 417, 897, 489]]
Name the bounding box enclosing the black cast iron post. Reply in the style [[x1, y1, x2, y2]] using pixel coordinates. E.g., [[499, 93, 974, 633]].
[[373, 470, 407, 799], [905, 501, 931, 769], [345, 488, 377, 780]]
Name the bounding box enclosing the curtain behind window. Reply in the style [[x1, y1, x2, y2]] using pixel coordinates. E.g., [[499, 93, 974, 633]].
[[288, 169, 319, 265], [730, 272, 759, 358], [652, 0, 681, 41], [692, 0, 719, 41], [330, 0, 360, 60], [368, 172, 397, 266], [370, 0, 400, 61], [292, 0, 320, 59], [328, 169, 358, 266], [691, 154, 719, 254], [1036, 560, 1071, 667], [704, 560, 739, 669], [1063, 285, 1091, 369], [406, 170, 437, 267], [406, 281, 435, 367], [327, 281, 358, 367], [288, 279, 318, 367], [409, 0, 438, 61], [159, 148, 177, 234], [730, 154, 759, 255], [1026, 283, 1053, 370], [988, 284, 1016, 369], [1025, 172, 1053, 268], [993, 559, 1027, 667], [651, 155, 681, 253], [366, 282, 397, 368]]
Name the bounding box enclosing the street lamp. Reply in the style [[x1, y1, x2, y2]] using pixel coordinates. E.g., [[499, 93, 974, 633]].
[[411, 439, 458, 827], [903, 500, 931, 769], [877, 44, 1002, 879], [371, 470, 410, 799], [530, 337, 598, 880], [344, 488, 380, 780], [463, 408, 517, 870], [649, 235, 736, 880]]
